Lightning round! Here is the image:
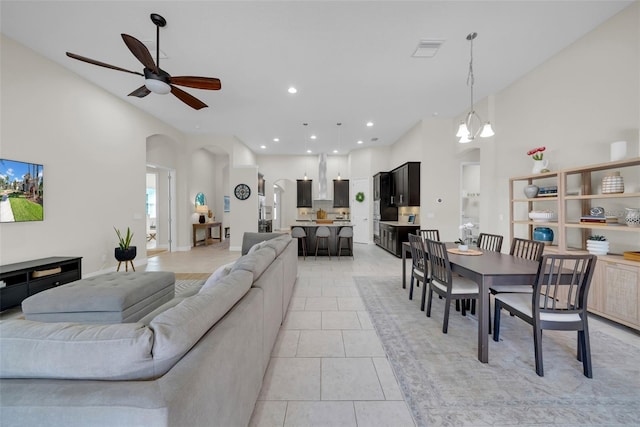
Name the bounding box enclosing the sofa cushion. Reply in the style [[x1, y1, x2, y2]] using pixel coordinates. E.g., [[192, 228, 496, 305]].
[[201, 262, 236, 292], [0, 320, 154, 380], [150, 269, 253, 375], [263, 234, 291, 256], [231, 247, 276, 281], [241, 232, 286, 255]]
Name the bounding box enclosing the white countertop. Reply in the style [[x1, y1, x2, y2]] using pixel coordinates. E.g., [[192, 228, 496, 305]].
[[379, 221, 420, 227]]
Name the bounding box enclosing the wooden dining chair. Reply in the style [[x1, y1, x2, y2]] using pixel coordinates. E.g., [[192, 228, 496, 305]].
[[467, 232, 504, 315], [493, 254, 597, 377], [424, 239, 479, 333], [407, 234, 426, 305], [418, 229, 440, 242], [489, 238, 545, 295], [477, 232, 504, 252]]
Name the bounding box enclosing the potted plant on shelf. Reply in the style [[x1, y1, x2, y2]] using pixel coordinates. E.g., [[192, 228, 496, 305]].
[[586, 235, 609, 255], [114, 226, 136, 262]]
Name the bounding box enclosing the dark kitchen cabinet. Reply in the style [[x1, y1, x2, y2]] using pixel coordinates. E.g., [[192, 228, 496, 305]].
[[374, 172, 397, 221], [377, 223, 419, 257], [333, 179, 349, 208], [297, 179, 312, 208], [391, 162, 420, 207]]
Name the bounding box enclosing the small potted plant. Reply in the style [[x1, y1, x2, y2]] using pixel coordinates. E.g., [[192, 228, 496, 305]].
[[456, 222, 474, 251], [114, 226, 137, 262], [586, 235, 609, 255], [454, 239, 468, 251]]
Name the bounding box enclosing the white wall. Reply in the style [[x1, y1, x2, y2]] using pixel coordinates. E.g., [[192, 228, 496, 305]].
[[407, 3, 639, 248], [229, 166, 259, 251], [0, 35, 185, 274]]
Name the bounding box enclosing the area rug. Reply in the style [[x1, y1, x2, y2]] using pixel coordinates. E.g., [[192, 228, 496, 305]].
[[175, 279, 205, 297], [354, 276, 640, 426]]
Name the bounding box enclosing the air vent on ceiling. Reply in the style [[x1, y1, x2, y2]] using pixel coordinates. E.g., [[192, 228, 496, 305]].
[[411, 40, 444, 58]]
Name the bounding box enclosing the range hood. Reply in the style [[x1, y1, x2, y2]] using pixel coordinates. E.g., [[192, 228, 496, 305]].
[[314, 153, 332, 200]]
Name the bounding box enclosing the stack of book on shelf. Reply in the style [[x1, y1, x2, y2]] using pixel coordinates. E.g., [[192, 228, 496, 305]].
[[579, 215, 618, 225], [537, 185, 558, 197]]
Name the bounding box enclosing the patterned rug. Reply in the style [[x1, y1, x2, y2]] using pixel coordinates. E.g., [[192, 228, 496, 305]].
[[354, 276, 640, 426], [175, 279, 205, 297]]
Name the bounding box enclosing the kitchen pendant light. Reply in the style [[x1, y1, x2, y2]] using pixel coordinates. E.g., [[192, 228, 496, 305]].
[[456, 32, 494, 143]]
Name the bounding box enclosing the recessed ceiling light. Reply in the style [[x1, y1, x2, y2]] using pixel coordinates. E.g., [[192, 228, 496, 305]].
[[288, 87, 297, 94], [273, 137, 279, 142], [357, 140, 363, 144], [366, 121, 374, 127], [306, 149, 312, 154], [333, 149, 338, 154], [310, 135, 317, 140], [260, 145, 266, 149]]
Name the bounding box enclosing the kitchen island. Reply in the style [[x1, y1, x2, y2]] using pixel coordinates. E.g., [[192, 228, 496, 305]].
[[290, 222, 354, 257]]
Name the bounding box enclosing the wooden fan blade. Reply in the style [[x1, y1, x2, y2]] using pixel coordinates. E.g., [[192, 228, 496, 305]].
[[121, 34, 156, 72], [128, 86, 151, 98], [170, 85, 208, 110], [66, 52, 143, 76], [170, 76, 222, 91]]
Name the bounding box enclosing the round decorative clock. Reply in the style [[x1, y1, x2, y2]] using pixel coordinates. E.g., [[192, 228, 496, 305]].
[[234, 183, 251, 200]]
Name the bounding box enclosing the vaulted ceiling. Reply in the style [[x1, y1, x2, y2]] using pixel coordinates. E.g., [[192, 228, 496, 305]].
[[1, 1, 633, 155]]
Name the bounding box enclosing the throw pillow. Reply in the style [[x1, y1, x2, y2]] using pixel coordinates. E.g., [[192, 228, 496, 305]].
[[247, 240, 268, 254], [200, 262, 235, 293]]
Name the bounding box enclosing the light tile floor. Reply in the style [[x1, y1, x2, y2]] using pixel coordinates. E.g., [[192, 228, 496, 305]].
[[5, 238, 632, 425], [143, 238, 415, 426], [248, 243, 415, 427]]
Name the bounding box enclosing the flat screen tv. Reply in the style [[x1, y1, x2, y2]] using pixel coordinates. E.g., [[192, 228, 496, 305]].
[[0, 159, 44, 222]]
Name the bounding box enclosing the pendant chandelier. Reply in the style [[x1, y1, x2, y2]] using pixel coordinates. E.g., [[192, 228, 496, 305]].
[[456, 32, 495, 143]]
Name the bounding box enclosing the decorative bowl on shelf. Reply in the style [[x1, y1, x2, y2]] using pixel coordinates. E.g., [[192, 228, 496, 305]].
[[528, 210, 557, 222]]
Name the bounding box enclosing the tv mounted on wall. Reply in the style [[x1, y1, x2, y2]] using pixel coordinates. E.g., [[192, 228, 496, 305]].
[[0, 159, 44, 222]]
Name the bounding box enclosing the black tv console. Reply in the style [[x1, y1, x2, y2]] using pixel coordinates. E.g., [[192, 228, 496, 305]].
[[0, 256, 82, 311]]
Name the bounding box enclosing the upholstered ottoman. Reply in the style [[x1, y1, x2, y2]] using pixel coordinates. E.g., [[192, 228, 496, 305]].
[[22, 271, 175, 323]]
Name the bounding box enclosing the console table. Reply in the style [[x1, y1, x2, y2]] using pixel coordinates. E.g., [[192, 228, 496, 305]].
[[192, 222, 222, 247], [0, 256, 82, 311]]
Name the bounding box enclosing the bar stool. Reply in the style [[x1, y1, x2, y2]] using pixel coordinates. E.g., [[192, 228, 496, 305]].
[[337, 226, 353, 258], [291, 227, 308, 259], [315, 226, 331, 259]]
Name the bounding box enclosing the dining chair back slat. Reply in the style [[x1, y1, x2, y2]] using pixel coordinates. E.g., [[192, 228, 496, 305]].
[[418, 229, 440, 242], [477, 233, 504, 252], [510, 238, 545, 261]]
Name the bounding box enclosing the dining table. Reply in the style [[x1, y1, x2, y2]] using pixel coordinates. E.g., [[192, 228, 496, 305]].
[[401, 241, 540, 364]]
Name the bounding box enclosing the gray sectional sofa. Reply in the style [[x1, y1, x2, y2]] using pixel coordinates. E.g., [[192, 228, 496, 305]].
[[0, 233, 297, 427]]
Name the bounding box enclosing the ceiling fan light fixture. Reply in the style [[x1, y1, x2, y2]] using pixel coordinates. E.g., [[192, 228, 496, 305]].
[[145, 78, 171, 94]]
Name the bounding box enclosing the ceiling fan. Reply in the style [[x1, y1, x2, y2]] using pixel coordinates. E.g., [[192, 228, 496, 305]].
[[66, 13, 221, 110]]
